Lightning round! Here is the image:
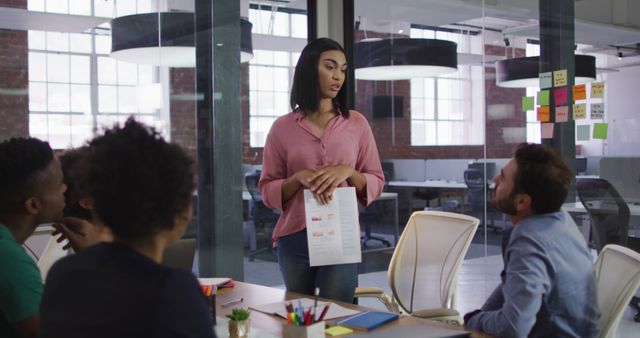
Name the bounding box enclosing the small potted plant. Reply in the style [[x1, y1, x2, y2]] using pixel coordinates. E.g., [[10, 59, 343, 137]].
[[227, 308, 251, 338]]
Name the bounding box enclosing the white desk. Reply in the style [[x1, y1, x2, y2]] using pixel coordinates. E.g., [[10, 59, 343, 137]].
[[389, 180, 468, 189], [562, 202, 640, 240], [562, 202, 640, 216], [389, 180, 472, 214]]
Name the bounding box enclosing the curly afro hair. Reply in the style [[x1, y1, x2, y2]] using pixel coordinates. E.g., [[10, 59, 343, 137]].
[[84, 118, 194, 241], [0, 137, 53, 214]]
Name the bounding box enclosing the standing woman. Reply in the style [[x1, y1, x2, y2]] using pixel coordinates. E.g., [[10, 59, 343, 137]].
[[259, 38, 384, 302]]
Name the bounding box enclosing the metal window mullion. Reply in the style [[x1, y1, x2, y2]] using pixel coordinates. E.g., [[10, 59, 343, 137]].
[[90, 28, 99, 132], [434, 77, 440, 145]]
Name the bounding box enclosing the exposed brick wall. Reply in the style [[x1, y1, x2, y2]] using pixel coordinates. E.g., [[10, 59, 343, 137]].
[[484, 45, 527, 158], [169, 68, 197, 161], [352, 33, 529, 160], [0, 0, 28, 141]]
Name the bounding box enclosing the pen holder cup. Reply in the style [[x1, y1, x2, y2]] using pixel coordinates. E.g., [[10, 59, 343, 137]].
[[282, 321, 325, 338]]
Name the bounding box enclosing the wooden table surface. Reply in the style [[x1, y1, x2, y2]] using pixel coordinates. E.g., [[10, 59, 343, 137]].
[[215, 281, 493, 337]]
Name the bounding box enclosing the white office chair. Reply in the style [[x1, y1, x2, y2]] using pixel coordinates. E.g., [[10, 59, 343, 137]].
[[355, 211, 479, 323], [594, 244, 640, 338], [37, 234, 69, 281]]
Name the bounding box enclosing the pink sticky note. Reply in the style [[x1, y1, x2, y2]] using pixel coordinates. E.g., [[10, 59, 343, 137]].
[[555, 106, 569, 123], [554, 87, 568, 105], [541, 123, 554, 139]]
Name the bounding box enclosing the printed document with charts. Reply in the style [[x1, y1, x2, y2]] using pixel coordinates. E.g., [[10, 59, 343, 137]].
[[304, 187, 361, 267]]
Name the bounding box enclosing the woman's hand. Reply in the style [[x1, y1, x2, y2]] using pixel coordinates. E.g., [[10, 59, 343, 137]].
[[308, 165, 354, 204], [294, 169, 318, 189]]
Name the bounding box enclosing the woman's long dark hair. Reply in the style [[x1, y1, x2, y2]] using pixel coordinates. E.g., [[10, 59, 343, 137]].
[[290, 38, 350, 118]]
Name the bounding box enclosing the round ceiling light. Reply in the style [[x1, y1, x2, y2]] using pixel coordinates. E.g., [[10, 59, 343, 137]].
[[354, 38, 458, 80], [495, 54, 596, 88], [110, 12, 253, 67]]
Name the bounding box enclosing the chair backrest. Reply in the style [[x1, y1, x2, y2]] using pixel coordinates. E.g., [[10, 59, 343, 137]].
[[245, 172, 263, 203], [37, 234, 69, 281], [245, 172, 279, 225], [594, 244, 640, 338], [464, 168, 488, 208], [162, 238, 197, 270], [576, 178, 630, 251], [388, 211, 479, 313]]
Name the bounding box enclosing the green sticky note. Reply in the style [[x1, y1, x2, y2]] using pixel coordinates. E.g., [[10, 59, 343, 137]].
[[593, 123, 608, 140], [537, 90, 550, 106], [522, 96, 534, 111], [577, 125, 590, 141]]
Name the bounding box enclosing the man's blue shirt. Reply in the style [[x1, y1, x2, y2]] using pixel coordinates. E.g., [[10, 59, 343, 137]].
[[466, 211, 600, 338]]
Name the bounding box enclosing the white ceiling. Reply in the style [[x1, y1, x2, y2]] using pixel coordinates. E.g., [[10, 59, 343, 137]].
[[352, 0, 640, 56], [0, 7, 108, 33], [2, 0, 638, 59]]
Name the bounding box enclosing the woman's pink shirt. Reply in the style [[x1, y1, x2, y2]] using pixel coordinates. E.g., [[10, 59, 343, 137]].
[[259, 109, 384, 243]]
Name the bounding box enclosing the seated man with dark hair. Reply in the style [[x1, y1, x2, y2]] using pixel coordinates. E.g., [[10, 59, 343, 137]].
[[0, 137, 66, 338], [464, 143, 600, 337], [39, 118, 215, 338]]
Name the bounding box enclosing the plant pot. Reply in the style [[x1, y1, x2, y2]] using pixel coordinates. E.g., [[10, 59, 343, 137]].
[[228, 319, 250, 338]]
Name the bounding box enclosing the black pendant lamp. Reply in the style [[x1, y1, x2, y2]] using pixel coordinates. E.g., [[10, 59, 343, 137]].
[[354, 38, 458, 80], [495, 54, 596, 88], [110, 12, 253, 67]]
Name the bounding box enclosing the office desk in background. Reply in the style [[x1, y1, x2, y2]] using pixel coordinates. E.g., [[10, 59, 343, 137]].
[[562, 202, 640, 217], [389, 180, 470, 215], [215, 281, 492, 337], [562, 202, 640, 240], [243, 191, 400, 254]]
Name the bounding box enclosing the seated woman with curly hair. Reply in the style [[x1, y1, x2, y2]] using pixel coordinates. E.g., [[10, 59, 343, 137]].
[[38, 119, 214, 338]]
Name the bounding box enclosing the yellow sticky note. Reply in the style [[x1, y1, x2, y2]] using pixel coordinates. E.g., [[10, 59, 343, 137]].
[[573, 84, 586, 100], [591, 82, 605, 98], [573, 103, 587, 120], [553, 69, 567, 87], [326, 326, 354, 336]]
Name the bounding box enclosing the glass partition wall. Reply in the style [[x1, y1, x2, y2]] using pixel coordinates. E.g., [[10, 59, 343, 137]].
[[353, 0, 500, 313], [2, 0, 639, 315]]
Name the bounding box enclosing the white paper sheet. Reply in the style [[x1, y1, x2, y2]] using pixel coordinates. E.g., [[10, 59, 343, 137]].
[[303, 187, 361, 267], [198, 278, 231, 287], [250, 298, 360, 320]]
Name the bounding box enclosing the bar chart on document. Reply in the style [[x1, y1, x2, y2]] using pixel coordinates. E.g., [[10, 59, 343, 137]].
[[304, 187, 362, 267]]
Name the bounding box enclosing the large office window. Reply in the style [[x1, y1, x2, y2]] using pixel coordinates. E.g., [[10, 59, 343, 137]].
[[248, 6, 306, 147], [248, 50, 299, 147], [409, 27, 483, 146], [27, 0, 167, 149]]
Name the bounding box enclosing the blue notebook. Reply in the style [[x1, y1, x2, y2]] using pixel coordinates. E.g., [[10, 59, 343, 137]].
[[336, 311, 399, 331]]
